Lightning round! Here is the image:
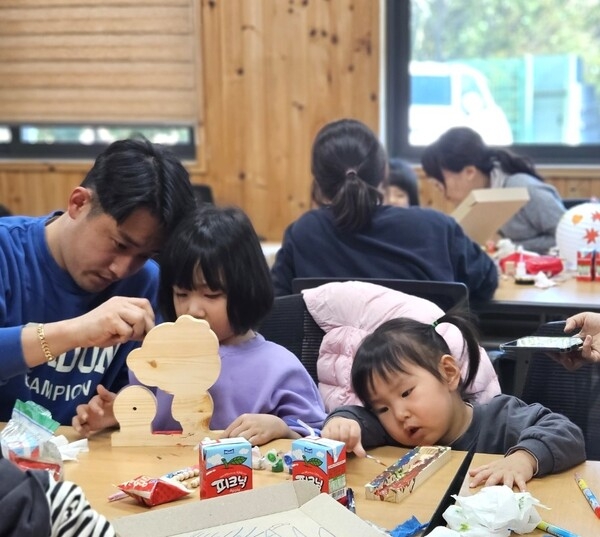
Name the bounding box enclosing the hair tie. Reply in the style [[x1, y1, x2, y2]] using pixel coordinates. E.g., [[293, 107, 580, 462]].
[[432, 320, 439, 328], [345, 169, 358, 178]]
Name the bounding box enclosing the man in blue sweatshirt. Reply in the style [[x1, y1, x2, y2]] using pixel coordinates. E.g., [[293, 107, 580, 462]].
[[0, 138, 195, 424]]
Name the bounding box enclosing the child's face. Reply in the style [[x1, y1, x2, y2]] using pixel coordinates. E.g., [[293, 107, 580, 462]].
[[367, 357, 466, 447], [172, 273, 234, 344], [386, 186, 410, 208]]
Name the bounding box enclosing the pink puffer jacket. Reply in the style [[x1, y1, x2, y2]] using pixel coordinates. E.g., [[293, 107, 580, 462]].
[[302, 281, 501, 412]]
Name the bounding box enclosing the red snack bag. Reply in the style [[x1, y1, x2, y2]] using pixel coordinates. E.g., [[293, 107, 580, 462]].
[[117, 475, 191, 507], [499, 252, 563, 277]]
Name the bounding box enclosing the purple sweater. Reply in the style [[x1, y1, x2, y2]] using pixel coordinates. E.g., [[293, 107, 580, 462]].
[[146, 333, 326, 434]]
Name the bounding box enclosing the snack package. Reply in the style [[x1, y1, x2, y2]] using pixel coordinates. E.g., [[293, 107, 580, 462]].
[[117, 475, 192, 507], [0, 399, 63, 480]]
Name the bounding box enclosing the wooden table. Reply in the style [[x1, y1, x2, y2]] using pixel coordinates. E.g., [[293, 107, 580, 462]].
[[58, 428, 600, 536], [489, 275, 599, 313], [474, 274, 599, 350]]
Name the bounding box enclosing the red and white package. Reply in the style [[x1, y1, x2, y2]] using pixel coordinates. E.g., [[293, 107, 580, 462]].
[[116, 475, 191, 507]]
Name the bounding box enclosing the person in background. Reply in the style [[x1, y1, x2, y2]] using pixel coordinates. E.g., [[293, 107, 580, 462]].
[[0, 455, 115, 537], [0, 138, 195, 424], [421, 126, 565, 254], [385, 158, 420, 207], [271, 118, 498, 301], [322, 314, 585, 491], [0, 204, 12, 217], [73, 205, 327, 446]]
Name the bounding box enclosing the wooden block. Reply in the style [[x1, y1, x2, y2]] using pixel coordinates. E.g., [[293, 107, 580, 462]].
[[111, 315, 223, 447], [365, 446, 451, 503]]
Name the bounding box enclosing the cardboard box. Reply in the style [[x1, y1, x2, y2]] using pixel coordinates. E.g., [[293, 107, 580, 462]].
[[112, 480, 387, 537], [365, 445, 451, 503], [199, 437, 252, 499], [291, 437, 347, 501], [451, 187, 530, 245]]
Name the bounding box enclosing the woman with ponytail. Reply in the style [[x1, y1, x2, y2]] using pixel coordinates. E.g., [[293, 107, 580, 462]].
[[271, 119, 498, 301], [421, 126, 565, 253]]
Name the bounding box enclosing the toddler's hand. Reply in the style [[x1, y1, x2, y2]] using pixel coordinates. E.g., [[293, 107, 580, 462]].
[[321, 417, 366, 457], [468, 450, 536, 491], [222, 414, 294, 446], [72, 384, 118, 437]]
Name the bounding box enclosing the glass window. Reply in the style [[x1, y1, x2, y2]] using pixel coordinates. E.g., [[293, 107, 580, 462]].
[[0, 124, 195, 160], [386, 0, 600, 163]]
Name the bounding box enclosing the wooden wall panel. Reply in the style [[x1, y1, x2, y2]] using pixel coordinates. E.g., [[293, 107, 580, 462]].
[[197, 0, 380, 238], [0, 1, 198, 123], [0, 0, 597, 240]]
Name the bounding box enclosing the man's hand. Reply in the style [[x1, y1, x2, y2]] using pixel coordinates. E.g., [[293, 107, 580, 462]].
[[74, 296, 155, 348], [321, 417, 366, 457], [72, 384, 118, 437], [222, 414, 296, 446], [468, 450, 536, 491]]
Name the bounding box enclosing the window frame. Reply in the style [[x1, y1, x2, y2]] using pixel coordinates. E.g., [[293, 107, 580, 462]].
[[385, 0, 600, 165], [0, 124, 196, 161]]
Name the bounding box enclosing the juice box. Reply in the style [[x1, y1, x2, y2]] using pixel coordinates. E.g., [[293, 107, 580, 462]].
[[291, 437, 347, 502], [199, 437, 253, 499], [576, 248, 595, 281], [365, 445, 451, 503]]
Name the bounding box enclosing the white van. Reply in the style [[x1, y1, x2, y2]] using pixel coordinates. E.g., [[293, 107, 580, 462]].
[[409, 61, 513, 146]]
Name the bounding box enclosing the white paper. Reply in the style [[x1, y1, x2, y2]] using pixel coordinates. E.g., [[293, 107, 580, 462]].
[[49, 434, 89, 461]]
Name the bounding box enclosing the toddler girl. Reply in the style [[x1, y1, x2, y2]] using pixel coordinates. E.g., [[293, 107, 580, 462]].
[[322, 314, 585, 491]]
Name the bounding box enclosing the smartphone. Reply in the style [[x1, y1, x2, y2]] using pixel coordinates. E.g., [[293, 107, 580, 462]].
[[500, 336, 583, 353]]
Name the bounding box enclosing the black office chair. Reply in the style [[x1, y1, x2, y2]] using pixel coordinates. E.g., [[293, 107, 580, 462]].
[[260, 279, 470, 385], [497, 321, 600, 460], [257, 294, 324, 385], [192, 184, 215, 205], [291, 277, 469, 312]]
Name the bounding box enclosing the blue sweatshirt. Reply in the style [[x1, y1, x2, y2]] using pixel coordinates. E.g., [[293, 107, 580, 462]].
[[271, 205, 498, 301], [0, 215, 158, 424]]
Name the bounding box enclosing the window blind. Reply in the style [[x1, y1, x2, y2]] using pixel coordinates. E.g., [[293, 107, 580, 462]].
[[0, 0, 201, 125]]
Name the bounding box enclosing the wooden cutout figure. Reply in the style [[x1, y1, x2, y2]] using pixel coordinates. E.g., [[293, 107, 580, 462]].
[[111, 315, 222, 446]]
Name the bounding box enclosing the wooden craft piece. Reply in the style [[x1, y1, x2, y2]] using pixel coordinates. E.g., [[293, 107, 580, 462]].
[[111, 315, 223, 447]]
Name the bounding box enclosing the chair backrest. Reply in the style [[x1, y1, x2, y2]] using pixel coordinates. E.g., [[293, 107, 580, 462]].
[[500, 320, 600, 460], [257, 294, 324, 384], [562, 197, 592, 210], [292, 277, 469, 312], [192, 184, 214, 205]]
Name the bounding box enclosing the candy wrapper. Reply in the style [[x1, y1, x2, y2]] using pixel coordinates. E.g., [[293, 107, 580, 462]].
[[0, 399, 63, 480], [117, 475, 192, 507]]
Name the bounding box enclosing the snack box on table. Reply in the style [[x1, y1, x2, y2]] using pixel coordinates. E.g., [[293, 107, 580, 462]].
[[365, 445, 451, 503], [291, 437, 347, 502], [113, 481, 387, 537], [199, 437, 252, 499]]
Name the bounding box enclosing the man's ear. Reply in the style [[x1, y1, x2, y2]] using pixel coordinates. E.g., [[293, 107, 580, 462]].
[[67, 187, 93, 219], [439, 354, 462, 390], [463, 165, 478, 182]]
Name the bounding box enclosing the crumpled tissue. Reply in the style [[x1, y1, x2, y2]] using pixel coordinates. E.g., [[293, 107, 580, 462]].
[[426, 485, 547, 537], [49, 435, 89, 461], [533, 271, 557, 289]]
